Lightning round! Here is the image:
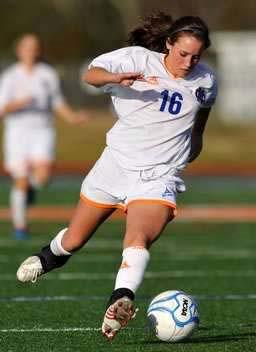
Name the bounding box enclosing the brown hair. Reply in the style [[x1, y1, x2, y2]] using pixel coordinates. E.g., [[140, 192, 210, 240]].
[[127, 12, 173, 53], [14, 33, 44, 62], [128, 12, 210, 53], [168, 16, 210, 49]]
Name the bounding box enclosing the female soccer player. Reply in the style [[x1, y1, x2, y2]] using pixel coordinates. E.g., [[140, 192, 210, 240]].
[[0, 33, 88, 239], [16, 13, 217, 339]]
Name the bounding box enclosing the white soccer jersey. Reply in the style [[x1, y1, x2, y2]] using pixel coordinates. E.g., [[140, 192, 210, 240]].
[[0, 62, 65, 129], [89, 46, 217, 171]]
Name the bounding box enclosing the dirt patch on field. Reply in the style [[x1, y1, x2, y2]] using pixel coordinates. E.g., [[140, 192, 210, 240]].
[[1, 205, 256, 222]]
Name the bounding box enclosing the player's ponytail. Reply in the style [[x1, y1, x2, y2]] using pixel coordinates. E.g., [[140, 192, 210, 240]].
[[127, 11, 173, 53]]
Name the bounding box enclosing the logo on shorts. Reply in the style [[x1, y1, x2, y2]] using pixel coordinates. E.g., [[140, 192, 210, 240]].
[[162, 186, 174, 199]]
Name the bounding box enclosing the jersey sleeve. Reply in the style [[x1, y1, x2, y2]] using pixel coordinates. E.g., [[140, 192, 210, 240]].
[[0, 72, 12, 112], [88, 47, 146, 92], [196, 71, 218, 109], [89, 47, 144, 73]]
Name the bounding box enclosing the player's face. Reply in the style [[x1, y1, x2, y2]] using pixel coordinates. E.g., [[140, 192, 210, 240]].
[[16, 35, 41, 65], [165, 35, 204, 78]]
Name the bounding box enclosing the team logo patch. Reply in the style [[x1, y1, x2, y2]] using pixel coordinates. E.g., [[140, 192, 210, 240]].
[[195, 87, 206, 104], [162, 186, 174, 199]]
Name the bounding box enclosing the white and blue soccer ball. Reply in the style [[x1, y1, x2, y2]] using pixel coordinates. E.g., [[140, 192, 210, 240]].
[[147, 290, 199, 342]]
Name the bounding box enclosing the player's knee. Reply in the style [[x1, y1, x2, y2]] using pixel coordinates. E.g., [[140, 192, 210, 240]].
[[123, 230, 152, 248], [14, 178, 30, 192], [34, 175, 50, 188]]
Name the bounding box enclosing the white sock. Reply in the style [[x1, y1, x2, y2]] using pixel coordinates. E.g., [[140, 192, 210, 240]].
[[114, 247, 150, 293], [10, 187, 27, 229], [50, 228, 72, 256]]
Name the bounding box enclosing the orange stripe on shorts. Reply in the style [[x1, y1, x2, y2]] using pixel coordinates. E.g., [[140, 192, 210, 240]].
[[80, 193, 125, 210], [127, 199, 177, 216]]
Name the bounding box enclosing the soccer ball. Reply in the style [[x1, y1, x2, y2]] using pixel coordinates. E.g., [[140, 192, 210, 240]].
[[147, 290, 199, 342]]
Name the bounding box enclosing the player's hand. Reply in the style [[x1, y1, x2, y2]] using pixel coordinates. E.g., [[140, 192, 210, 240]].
[[2, 97, 33, 115], [112, 72, 144, 87], [15, 97, 33, 108], [70, 109, 90, 124]]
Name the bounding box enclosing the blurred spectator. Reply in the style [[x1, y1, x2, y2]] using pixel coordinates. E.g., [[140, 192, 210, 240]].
[[0, 33, 89, 239]]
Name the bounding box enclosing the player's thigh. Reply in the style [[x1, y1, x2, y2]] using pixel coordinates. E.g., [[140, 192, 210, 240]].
[[124, 202, 175, 248], [62, 199, 115, 251], [81, 147, 127, 207], [30, 128, 55, 166], [3, 127, 29, 177]]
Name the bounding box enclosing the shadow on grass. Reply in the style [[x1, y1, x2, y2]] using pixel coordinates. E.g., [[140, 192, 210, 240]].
[[141, 331, 256, 345]]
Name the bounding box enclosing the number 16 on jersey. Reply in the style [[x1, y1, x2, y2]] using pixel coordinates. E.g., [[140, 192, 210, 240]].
[[160, 90, 183, 115]]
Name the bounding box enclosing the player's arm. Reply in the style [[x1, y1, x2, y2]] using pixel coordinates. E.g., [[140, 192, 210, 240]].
[[83, 67, 143, 88], [54, 102, 89, 124], [50, 70, 89, 125], [188, 107, 211, 163], [0, 97, 32, 115]]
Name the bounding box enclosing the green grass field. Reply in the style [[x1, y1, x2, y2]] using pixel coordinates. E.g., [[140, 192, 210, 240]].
[[0, 221, 256, 351]]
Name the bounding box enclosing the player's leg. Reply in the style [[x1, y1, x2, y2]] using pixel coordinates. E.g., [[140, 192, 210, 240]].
[[31, 162, 52, 186], [3, 127, 31, 238], [17, 198, 116, 282], [102, 201, 175, 340], [17, 146, 124, 281], [27, 162, 53, 205], [10, 163, 53, 238], [28, 126, 55, 205], [10, 176, 30, 239]]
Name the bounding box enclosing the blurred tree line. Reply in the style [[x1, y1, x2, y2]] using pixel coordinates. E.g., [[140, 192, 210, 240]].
[[0, 0, 255, 64]]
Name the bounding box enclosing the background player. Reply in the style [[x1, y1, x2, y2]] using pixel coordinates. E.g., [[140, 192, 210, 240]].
[[0, 33, 89, 239], [16, 12, 217, 339]]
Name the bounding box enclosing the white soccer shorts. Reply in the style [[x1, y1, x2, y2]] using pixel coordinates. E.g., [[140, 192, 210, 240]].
[[80, 147, 186, 213], [3, 126, 55, 178]]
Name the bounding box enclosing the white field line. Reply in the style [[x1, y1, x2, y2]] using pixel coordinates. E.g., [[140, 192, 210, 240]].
[[0, 249, 254, 263], [2, 269, 256, 281], [0, 238, 254, 259], [0, 326, 147, 333], [0, 327, 101, 333], [2, 293, 256, 303], [0, 321, 254, 333], [0, 239, 123, 248]]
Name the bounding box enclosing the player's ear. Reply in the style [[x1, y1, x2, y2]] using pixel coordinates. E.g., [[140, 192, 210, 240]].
[[166, 38, 172, 52]]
